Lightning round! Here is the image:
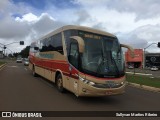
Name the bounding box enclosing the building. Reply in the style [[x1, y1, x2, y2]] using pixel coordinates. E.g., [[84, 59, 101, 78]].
[[125, 49, 160, 68], [125, 49, 143, 68], [145, 53, 160, 68]]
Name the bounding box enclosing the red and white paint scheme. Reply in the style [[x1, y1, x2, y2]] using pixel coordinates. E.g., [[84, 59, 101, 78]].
[[29, 25, 134, 97]]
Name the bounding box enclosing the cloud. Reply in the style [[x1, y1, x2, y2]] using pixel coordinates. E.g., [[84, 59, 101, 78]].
[[74, 9, 91, 24], [0, 16, 30, 39], [15, 12, 63, 37], [31, 13, 65, 36], [0, 11, 65, 52], [0, 0, 12, 13], [74, 0, 160, 20], [111, 0, 160, 20], [0, 0, 67, 53], [0, 13, 59, 40], [117, 24, 160, 53], [15, 13, 38, 22], [1, 0, 160, 54]]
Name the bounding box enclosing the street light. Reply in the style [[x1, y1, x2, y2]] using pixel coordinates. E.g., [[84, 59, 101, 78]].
[[0, 41, 24, 58], [143, 43, 157, 69], [158, 42, 160, 48], [0, 46, 14, 57], [20, 41, 24, 45]]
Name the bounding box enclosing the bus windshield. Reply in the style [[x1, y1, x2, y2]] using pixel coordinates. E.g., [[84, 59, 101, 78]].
[[79, 31, 124, 78]]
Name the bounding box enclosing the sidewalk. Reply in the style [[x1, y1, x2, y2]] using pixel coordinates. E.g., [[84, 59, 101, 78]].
[[127, 82, 160, 93], [126, 71, 152, 76]]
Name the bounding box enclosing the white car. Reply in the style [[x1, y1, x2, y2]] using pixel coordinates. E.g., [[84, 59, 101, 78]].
[[24, 58, 29, 66], [16, 58, 22, 63], [128, 65, 134, 69], [150, 66, 158, 71]]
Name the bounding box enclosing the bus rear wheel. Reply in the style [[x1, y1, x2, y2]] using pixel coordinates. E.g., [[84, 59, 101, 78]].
[[56, 74, 64, 93]]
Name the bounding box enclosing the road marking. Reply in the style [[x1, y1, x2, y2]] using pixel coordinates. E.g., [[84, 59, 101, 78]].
[[7, 66, 18, 68], [126, 72, 152, 76], [0, 64, 7, 70]]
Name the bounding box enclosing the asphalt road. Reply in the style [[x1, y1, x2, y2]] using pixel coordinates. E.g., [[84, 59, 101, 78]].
[[0, 62, 160, 118]]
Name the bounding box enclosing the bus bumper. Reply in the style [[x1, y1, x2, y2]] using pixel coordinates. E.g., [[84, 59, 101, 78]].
[[77, 82, 126, 97]]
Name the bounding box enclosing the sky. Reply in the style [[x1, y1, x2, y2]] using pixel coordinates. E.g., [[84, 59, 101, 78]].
[[0, 0, 160, 54]]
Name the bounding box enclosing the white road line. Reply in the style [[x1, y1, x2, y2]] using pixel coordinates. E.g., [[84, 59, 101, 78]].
[[7, 66, 18, 68], [24, 68, 28, 71], [0, 64, 6, 70], [126, 72, 152, 76]]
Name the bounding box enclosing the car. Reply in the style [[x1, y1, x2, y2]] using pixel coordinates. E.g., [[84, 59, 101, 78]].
[[24, 58, 29, 66], [150, 66, 158, 71], [128, 65, 134, 69], [16, 58, 22, 63]]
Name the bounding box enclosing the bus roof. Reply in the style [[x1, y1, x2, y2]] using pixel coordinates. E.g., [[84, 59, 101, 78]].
[[39, 25, 116, 41]]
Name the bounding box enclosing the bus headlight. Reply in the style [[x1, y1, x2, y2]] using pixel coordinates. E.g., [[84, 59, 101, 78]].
[[78, 75, 95, 86], [88, 81, 95, 86], [121, 81, 124, 85]]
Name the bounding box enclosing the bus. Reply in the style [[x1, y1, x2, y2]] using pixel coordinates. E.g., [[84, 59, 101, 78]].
[[29, 25, 134, 97]]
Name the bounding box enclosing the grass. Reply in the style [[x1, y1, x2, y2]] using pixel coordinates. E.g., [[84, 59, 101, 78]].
[[126, 74, 160, 88], [0, 61, 5, 66]]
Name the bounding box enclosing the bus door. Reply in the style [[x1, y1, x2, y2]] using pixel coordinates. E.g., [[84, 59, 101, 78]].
[[68, 41, 79, 94]]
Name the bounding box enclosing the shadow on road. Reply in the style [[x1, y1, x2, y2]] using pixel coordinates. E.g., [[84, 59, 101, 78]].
[[31, 73, 121, 106]]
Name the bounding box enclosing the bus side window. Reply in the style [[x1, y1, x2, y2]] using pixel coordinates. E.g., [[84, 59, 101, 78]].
[[68, 41, 79, 68]]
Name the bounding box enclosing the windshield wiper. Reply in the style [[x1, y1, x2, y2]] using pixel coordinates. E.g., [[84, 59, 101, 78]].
[[109, 51, 120, 76], [96, 49, 105, 73]]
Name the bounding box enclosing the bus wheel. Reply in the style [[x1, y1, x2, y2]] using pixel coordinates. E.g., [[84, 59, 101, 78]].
[[32, 66, 38, 77], [56, 74, 64, 93]]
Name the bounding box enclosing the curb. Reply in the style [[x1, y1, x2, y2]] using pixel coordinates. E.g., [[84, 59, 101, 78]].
[[126, 72, 152, 76], [127, 82, 160, 93], [0, 63, 7, 70]]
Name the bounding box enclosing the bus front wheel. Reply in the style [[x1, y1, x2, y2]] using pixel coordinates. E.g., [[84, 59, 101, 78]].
[[56, 74, 64, 93]]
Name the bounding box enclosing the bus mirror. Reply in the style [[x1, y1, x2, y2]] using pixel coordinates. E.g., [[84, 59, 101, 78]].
[[34, 47, 39, 51], [120, 44, 135, 58], [70, 36, 85, 53]]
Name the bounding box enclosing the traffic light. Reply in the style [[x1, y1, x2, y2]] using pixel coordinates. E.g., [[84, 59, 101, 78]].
[[158, 42, 160, 48], [20, 41, 24, 45], [4, 46, 6, 49]]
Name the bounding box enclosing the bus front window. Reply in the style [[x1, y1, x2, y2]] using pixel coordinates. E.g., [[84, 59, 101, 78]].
[[80, 32, 124, 78]]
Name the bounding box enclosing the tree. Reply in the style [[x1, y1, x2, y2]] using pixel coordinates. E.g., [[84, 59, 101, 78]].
[[20, 46, 30, 58], [8, 53, 13, 58], [13, 52, 19, 58]]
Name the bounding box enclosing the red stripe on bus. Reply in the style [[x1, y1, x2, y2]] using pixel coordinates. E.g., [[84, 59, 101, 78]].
[[35, 64, 78, 80], [31, 56, 124, 81], [63, 72, 79, 79]]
